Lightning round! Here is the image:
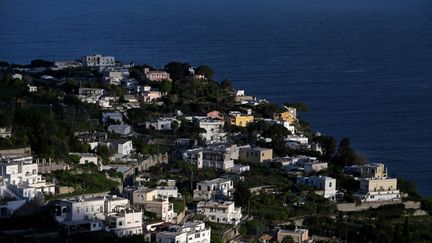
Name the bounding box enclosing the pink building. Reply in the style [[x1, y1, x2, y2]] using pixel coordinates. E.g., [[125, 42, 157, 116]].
[[144, 68, 171, 81], [140, 90, 162, 102], [207, 110, 224, 120]]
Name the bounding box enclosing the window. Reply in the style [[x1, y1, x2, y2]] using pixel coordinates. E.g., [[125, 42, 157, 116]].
[[329, 182, 332, 187]]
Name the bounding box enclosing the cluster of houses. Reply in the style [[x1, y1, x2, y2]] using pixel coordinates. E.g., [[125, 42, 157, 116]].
[[1, 54, 405, 243]]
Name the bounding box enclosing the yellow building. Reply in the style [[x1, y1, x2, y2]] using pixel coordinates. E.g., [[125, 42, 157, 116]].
[[230, 115, 254, 127], [273, 110, 296, 124], [360, 178, 397, 193]]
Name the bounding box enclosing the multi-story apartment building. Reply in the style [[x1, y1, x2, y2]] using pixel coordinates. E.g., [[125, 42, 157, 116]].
[[198, 119, 226, 144], [132, 188, 175, 222], [0, 156, 55, 200], [193, 178, 234, 201], [197, 200, 242, 225], [105, 206, 143, 237], [182, 148, 234, 171], [51, 196, 142, 237]]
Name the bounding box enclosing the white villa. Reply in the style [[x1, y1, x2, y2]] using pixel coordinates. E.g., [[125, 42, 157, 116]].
[[197, 200, 242, 225], [0, 156, 55, 200], [193, 178, 234, 201], [297, 176, 337, 201], [156, 221, 211, 243]]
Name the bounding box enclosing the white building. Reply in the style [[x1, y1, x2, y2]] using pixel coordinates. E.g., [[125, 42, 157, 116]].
[[145, 118, 179, 131], [193, 178, 233, 201], [27, 85, 38, 92], [101, 140, 133, 156], [235, 90, 245, 96], [69, 153, 99, 166], [108, 124, 132, 136], [0, 156, 55, 200], [156, 186, 179, 199], [276, 120, 296, 134], [197, 200, 242, 225], [182, 148, 234, 171], [82, 54, 115, 67], [105, 206, 143, 237], [156, 221, 211, 243], [12, 73, 23, 80], [229, 164, 251, 174], [198, 119, 226, 144], [52, 195, 142, 237], [297, 176, 337, 200]]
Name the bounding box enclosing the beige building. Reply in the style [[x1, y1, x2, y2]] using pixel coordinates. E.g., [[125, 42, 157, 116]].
[[239, 146, 273, 163], [358, 178, 400, 202], [361, 163, 387, 179], [132, 188, 175, 221], [277, 228, 310, 243]]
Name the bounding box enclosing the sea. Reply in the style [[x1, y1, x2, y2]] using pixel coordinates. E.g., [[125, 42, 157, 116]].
[[1, 0, 431, 195]]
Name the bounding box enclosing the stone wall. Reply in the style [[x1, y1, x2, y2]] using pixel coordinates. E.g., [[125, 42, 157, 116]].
[[337, 200, 421, 212], [0, 147, 31, 156], [38, 163, 69, 174]]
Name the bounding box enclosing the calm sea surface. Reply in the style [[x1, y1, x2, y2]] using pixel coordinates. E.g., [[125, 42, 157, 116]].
[[1, 0, 431, 195]]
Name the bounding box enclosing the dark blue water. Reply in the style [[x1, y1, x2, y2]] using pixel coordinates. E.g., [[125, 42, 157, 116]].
[[1, 0, 432, 195]]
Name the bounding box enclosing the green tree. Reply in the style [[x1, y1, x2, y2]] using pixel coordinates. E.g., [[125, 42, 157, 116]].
[[313, 135, 337, 161], [233, 182, 251, 208], [164, 62, 191, 81], [30, 59, 54, 68], [332, 137, 357, 166], [96, 145, 113, 162], [160, 79, 172, 93], [195, 65, 214, 79], [282, 235, 295, 243], [284, 102, 309, 112]]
